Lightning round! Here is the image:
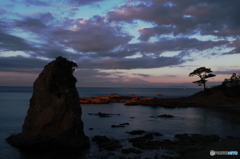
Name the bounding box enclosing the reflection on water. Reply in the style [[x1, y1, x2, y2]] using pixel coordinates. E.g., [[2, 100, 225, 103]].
[[82, 103, 240, 139]]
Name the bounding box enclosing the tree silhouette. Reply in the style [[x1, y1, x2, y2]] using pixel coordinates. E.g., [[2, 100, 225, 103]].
[[222, 73, 240, 87], [189, 67, 216, 91]]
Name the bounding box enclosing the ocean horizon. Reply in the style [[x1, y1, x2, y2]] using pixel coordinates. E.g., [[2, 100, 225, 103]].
[[0, 86, 202, 98]]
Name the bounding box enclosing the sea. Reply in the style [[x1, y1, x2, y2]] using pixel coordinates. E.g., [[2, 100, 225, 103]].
[[1, 86, 240, 159]]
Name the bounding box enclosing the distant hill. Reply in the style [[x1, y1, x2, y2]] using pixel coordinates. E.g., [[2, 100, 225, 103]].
[[125, 85, 240, 107]]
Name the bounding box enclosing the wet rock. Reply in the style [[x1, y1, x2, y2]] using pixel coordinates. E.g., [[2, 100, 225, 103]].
[[111, 122, 129, 128], [131, 140, 161, 150], [92, 135, 122, 151], [128, 133, 163, 150], [88, 112, 120, 117], [126, 130, 146, 135], [149, 116, 156, 118], [6, 57, 89, 149], [162, 155, 180, 159], [121, 148, 143, 154], [151, 132, 163, 136], [174, 133, 220, 143], [174, 133, 189, 140], [111, 125, 124, 128], [92, 135, 110, 144], [119, 157, 142, 159], [157, 114, 174, 118]]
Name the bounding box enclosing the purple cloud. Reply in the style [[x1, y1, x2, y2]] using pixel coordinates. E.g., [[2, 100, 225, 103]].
[[76, 56, 183, 69], [66, 0, 105, 6], [53, 16, 132, 52], [25, 0, 50, 6], [107, 0, 240, 37]]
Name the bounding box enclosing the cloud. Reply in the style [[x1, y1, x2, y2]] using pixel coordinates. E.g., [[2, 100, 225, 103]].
[[53, 16, 132, 52], [75, 69, 155, 88], [1, 0, 239, 82], [0, 31, 34, 52], [15, 18, 47, 33], [225, 39, 240, 54], [133, 73, 150, 77], [0, 56, 49, 73], [0, 9, 7, 15], [65, 0, 105, 6], [14, 12, 55, 33], [107, 0, 240, 37], [214, 70, 240, 75], [161, 74, 177, 78], [25, 0, 50, 6], [69, 7, 78, 11], [77, 56, 183, 69]]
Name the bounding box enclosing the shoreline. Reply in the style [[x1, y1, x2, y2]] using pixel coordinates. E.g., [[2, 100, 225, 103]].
[[80, 92, 240, 108]]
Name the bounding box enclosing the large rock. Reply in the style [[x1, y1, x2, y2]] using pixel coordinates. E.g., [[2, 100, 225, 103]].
[[6, 56, 89, 149]]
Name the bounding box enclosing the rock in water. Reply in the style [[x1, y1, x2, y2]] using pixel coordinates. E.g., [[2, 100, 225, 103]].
[[6, 56, 90, 149]]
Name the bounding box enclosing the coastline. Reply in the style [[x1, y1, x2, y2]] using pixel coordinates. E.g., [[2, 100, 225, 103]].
[[78, 89, 240, 158], [80, 91, 240, 108]]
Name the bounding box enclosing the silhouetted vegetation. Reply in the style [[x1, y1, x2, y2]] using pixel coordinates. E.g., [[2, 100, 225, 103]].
[[189, 67, 216, 91], [222, 73, 240, 87], [49, 56, 78, 93]]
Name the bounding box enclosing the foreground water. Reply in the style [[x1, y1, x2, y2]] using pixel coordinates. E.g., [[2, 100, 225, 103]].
[[1, 87, 240, 158]]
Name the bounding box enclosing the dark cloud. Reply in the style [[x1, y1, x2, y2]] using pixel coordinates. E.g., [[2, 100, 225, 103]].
[[53, 16, 132, 52], [225, 39, 240, 54], [77, 56, 183, 69], [15, 18, 47, 33], [161, 74, 177, 78], [76, 69, 112, 77], [0, 31, 34, 52], [25, 0, 50, 6], [14, 12, 55, 33], [107, 0, 240, 37], [0, 56, 49, 72], [133, 73, 150, 77], [65, 0, 105, 6], [126, 39, 227, 57], [214, 70, 240, 75], [138, 26, 174, 41], [0, 9, 7, 15]]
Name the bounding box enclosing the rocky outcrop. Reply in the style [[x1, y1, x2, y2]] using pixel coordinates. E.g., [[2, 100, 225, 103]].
[[80, 93, 153, 104], [6, 57, 89, 149], [92, 135, 122, 151], [125, 87, 240, 107]]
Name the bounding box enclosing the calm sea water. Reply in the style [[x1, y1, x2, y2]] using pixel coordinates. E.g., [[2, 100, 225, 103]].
[[1, 87, 240, 159]]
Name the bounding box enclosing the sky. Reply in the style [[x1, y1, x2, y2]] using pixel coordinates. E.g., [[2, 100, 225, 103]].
[[0, 0, 240, 88]]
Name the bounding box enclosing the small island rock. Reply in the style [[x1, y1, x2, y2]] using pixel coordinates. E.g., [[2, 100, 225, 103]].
[[6, 57, 89, 149]]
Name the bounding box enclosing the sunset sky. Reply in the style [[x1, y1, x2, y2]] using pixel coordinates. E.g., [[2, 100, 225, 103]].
[[0, 0, 240, 88]]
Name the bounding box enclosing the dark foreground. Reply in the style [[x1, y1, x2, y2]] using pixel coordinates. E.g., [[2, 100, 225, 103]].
[[90, 131, 240, 159], [85, 111, 240, 159]]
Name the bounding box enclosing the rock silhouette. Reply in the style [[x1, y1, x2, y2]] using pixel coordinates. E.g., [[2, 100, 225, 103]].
[[6, 56, 89, 149]]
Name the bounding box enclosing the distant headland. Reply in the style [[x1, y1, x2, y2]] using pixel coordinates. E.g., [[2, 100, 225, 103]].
[[80, 84, 240, 107]]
